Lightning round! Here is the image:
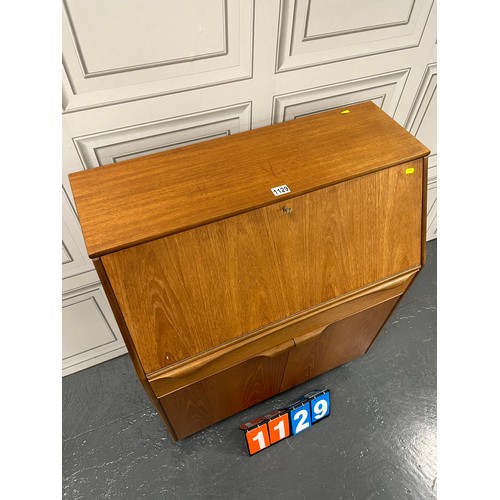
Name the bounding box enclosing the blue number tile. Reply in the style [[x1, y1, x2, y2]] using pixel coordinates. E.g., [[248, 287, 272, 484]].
[[309, 390, 331, 423], [289, 401, 312, 435]]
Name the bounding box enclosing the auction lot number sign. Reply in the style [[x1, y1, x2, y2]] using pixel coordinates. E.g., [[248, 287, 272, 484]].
[[239, 389, 331, 456]]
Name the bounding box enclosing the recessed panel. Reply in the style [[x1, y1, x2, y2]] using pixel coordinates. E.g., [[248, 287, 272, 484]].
[[62, 293, 116, 359], [73, 103, 251, 168], [62, 189, 94, 279], [405, 63, 437, 242], [415, 84, 436, 154], [64, 0, 226, 76], [406, 64, 437, 154], [273, 70, 409, 123], [62, 242, 72, 266], [276, 0, 434, 71], [62, 0, 253, 111], [305, 0, 413, 38], [62, 286, 126, 374]]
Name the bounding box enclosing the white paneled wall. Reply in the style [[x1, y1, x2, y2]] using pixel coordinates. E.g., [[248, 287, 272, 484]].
[[62, 0, 437, 375]]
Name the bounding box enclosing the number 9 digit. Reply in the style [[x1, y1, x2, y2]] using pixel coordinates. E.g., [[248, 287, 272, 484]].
[[310, 393, 330, 423], [313, 399, 327, 420]]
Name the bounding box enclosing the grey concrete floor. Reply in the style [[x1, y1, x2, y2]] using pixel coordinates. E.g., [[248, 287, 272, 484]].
[[63, 240, 437, 500]]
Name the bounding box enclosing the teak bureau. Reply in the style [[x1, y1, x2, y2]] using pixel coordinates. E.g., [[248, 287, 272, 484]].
[[69, 101, 430, 441]]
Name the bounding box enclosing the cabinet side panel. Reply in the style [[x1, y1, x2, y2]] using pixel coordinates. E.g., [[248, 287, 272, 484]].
[[102, 160, 423, 374], [92, 258, 178, 440], [421, 156, 429, 265]]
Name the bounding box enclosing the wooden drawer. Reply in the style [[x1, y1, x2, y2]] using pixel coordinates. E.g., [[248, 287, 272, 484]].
[[101, 160, 423, 375]]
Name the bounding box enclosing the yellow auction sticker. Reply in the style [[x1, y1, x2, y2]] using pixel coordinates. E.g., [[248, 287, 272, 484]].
[[405, 167, 415, 174]]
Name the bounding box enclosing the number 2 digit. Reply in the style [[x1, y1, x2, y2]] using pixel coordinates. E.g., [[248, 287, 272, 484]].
[[293, 409, 310, 433]]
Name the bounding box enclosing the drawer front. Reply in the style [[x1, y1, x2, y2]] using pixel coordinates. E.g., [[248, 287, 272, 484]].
[[158, 348, 291, 440], [102, 160, 423, 374], [280, 297, 400, 392]]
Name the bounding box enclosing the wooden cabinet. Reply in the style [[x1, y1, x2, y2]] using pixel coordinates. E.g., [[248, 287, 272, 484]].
[[69, 101, 429, 441]]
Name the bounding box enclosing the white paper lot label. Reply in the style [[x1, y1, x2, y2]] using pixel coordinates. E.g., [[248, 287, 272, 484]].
[[271, 184, 291, 196]]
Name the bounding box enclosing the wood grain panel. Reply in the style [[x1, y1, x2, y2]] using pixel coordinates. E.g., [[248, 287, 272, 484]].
[[69, 102, 429, 258], [102, 160, 423, 374], [159, 350, 290, 440], [280, 297, 400, 391]]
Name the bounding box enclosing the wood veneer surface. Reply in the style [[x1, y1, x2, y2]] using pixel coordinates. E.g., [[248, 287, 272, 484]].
[[69, 101, 429, 258], [102, 160, 423, 374], [159, 352, 291, 440], [280, 297, 400, 392]]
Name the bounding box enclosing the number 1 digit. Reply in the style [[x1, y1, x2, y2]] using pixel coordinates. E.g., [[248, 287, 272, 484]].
[[252, 430, 266, 450], [273, 419, 285, 440]]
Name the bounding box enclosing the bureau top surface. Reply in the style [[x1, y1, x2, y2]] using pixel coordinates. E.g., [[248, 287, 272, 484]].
[[69, 101, 429, 258]]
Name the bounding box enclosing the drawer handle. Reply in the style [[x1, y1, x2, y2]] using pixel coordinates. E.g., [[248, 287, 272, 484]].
[[373, 272, 413, 292], [257, 339, 295, 358], [293, 326, 327, 346], [282, 206, 293, 214]]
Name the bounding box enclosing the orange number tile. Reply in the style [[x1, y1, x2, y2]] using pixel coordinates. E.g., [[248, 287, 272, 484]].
[[267, 413, 290, 444], [245, 424, 271, 455]]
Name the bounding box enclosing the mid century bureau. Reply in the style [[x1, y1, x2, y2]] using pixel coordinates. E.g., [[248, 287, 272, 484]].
[[69, 101, 430, 441]]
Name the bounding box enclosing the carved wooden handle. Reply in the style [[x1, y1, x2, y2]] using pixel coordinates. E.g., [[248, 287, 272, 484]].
[[370, 272, 412, 292], [256, 339, 295, 358], [293, 326, 327, 346]]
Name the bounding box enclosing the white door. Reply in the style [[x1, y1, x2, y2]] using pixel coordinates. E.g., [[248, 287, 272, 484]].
[[62, 0, 437, 375]]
